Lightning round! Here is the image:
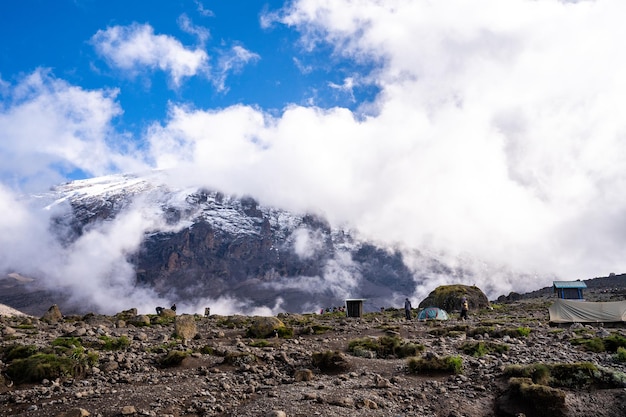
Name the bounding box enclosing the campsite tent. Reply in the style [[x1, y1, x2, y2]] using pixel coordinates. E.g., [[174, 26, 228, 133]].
[[549, 299, 626, 323], [417, 307, 449, 321]]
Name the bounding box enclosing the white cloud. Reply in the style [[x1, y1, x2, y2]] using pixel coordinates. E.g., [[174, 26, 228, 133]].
[[5, 0, 626, 311], [0, 69, 143, 190], [213, 45, 261, 92], [92, 23, 209, 87], [144, 0, 626, 293], [178, 14, 211, 46]]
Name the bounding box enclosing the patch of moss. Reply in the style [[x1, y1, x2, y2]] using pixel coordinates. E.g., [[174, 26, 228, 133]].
[[248, 339, 273, 348], [311, 350, 351, 373], [2, 344, 38, 362], [604, 334, 626, 352], [347, 336, 424, 359], [459, 341, 509, 357], [407, 354, 463, 375], [428, 324, 468, 337], [310, 324, 333, 335], [97, 335, 131, 351], [6, 347, 98, 384], [223, 351, 258, 367], [159, 350, 189, 367], [503, 362, 620, 389], [52, 337, 83, 349], [508, 377, 566, 417], [570, 337, 606, 353]]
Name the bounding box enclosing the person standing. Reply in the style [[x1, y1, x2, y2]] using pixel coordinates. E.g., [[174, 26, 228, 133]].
[[404, 298, 412, 320], [460, 297, 469, 320]]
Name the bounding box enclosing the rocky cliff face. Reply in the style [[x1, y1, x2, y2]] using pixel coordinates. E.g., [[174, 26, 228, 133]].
[[12, 172, 425, 314]]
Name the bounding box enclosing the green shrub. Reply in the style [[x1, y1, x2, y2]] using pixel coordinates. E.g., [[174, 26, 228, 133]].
[[604, 334, 626, 352], [407, 354, 463, 375], [458, 341, 508, 357], [276, 326, 294, 339], [310, 324, 333, 334], [616, 346, 626, 362], [396, 342, 425, 358], [2, 344, 38, 362], [504, 362, 603, 389], [6, 348, 98, 384], [159, 350, 189, 367], [570, 337, 605, 352], [311, 350, 351, 373], [248, 339, 273, 348], [549, 362, 597, 388], [347, 336, 424, 359], [223, 351, 258, 367], [98, 335, 131, 351], [52, 337, 83, 349], [508, 377, 567, 417], [515, 327, 532, 337]]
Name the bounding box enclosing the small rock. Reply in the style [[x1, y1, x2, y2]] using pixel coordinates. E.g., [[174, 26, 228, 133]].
[[266, 411, 286, 417], [121, 405, 136, 415], [55, 408, 91, 417]]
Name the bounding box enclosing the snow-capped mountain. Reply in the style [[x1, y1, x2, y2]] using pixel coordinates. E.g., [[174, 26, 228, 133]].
[[11, 171, 429, 314]]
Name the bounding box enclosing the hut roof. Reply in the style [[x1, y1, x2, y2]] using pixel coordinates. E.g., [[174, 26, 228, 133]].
[[553, 281, 587, 289]]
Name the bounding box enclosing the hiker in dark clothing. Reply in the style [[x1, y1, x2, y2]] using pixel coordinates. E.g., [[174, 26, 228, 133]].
[[460, 297, 469, 320], [171, 303, 177, 312], [404, 298, 412, 320]]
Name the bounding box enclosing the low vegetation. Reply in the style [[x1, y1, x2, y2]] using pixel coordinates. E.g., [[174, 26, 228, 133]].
[[407, 354, 463, 375], [507, 377, 567, 417], [458, 341, 509, 357], [159, 350, 189, 367], [348, 335, 424, 359], [504, 362, 626, 389], [2, 341, 98, 384], [311, 350, 351, 373], [570, 333, 626, 353]]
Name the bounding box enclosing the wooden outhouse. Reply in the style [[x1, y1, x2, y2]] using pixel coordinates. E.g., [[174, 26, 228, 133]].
[[345, 299, 366, 318]]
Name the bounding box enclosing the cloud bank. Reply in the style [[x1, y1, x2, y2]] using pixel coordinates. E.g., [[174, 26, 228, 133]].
[[3, 0, 626, 313]]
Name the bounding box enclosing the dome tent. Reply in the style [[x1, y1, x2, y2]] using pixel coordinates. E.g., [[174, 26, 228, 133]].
[[417, 306, 450, 321]]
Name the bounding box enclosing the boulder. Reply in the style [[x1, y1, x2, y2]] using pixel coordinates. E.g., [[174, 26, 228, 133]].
[[247, 316, 286, 339], [128, 315, 151, 327], [174, 315, 197, 341], [418, 284, 489, 311], [42, 304, 62, 323], [159, 308, 176, 318], [115, 308, 138, 321]]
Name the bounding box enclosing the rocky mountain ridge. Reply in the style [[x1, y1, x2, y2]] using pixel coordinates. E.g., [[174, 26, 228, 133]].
[[2, 171, 467, 316]]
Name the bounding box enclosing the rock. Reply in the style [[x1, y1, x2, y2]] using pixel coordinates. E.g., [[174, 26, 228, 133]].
[[266, 411, 286, 417], [294, 368, 314, 382], [129, 315, 151, 327], [55, 408, 91, 417], [115, 308, 138, 321], [418, 284, 490, 312], [120, 405, 136, 415], [159, 308, 176, 318], [42, 304, 63, 322], [175, 314, 197, 340], [247, 316, 287, 338]]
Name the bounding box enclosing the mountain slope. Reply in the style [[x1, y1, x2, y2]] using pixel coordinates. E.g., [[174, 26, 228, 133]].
[[5, 172, 427, 314]]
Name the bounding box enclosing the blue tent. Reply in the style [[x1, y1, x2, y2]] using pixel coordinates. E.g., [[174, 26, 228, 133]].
[[417, 306, 450, 321]]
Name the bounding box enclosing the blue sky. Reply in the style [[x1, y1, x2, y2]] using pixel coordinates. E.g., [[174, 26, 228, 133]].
[[1, 1, 377, 146], [3, 0, 626, 310]]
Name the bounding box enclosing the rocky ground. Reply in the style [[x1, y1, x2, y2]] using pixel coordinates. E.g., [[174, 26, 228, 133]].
[[1, 289, 626, 417]]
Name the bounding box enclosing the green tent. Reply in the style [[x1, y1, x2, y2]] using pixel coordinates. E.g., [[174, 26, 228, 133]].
[[417, 306, 450, 321]]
